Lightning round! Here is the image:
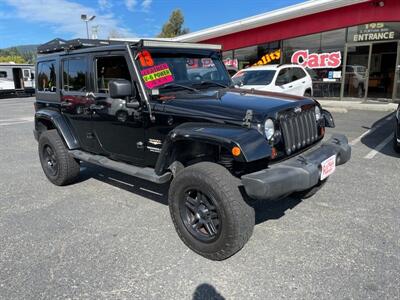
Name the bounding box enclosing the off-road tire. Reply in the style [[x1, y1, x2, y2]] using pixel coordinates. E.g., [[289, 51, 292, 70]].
[[168, 162, 255, 260], [38, 129, 80, 186]]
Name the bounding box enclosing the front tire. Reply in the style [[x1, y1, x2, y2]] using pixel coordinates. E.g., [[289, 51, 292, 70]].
[[38, 129, 80, 186], [168, 162, 255, 260]]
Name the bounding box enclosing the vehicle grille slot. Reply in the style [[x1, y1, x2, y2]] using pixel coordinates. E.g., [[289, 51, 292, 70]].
[[280, 108, 318, 155]]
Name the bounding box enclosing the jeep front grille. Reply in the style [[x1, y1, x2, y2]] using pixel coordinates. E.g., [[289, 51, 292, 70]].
[[280, 109, 319, 155]]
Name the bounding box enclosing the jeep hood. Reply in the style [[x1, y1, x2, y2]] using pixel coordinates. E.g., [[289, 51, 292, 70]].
[[160, 88, 316, 123]]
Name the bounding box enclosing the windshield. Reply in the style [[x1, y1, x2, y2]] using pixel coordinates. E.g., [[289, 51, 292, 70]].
[[136, 49, 231, 94], [232, 70, 276, 86]]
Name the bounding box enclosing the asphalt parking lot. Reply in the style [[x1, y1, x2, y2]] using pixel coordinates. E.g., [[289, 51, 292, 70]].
[[0, 97, 399, 299]]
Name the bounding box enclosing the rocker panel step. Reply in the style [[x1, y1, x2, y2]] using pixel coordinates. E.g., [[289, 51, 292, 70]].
[[69, 150, 172, 184]]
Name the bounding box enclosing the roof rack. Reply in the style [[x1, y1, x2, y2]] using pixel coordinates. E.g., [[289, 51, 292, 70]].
[[37, 38, 124, 54]]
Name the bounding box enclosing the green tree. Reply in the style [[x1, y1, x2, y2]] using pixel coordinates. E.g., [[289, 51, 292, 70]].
[[0, 55, 26, 63], [157, 9, 189, 38]]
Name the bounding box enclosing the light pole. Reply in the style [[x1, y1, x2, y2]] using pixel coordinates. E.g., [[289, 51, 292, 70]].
[[80, 14, 96, 39]]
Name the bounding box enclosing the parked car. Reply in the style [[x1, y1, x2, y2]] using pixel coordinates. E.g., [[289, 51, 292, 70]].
[[232, 64, 313, 97], [394, 104, 400, 153], [34, 38, 351, 260]]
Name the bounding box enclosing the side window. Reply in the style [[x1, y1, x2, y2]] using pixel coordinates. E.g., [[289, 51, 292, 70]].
[[276, 68, 291, 86], [95, 56, 131, 93], [63, 57, 87, 92], [38, 61, 57, 92], [0, 71, 7, 78], [23, 69, 30, 79], [292, 68, 307, 81]]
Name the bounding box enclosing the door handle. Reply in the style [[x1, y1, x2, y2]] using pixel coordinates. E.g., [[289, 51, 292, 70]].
[[90, 104, 105, 110], [288, 85, 293, 88], [60, 102, 73, 108]]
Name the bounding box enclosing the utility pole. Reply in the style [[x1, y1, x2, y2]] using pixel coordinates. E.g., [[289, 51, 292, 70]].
[[80, 14, 96, 39]]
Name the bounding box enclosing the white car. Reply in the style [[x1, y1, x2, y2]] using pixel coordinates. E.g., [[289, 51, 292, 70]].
[[232, 64, 313, 97]]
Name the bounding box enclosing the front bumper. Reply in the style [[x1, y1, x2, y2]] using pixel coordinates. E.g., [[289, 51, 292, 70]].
[[241, 134, 351, 200]]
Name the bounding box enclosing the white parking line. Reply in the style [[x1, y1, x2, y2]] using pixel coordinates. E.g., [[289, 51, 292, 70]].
[[107, 176, 135, 187], [139, 187, 163, 196], [364, 134, 393, 159], [349, 114, 394, 146], [0, 117, 33, 126], [0, 117, 32, 122]]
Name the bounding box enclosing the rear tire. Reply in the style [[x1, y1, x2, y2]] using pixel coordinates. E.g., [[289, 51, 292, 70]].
[[168, 162, 255, 260], [304, 90, 312, 97], [38, 129, 80, 186]]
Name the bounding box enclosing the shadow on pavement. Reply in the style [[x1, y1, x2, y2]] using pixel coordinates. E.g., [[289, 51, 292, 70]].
[[360, 112, 399, 158], [77, 162, 305, 226], [251, 196, 302, 225], [78, 162, 170, 206], [192, 283, 225, 300]]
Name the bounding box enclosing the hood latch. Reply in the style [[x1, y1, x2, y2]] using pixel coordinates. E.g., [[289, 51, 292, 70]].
[[243, 109, 253, 128]]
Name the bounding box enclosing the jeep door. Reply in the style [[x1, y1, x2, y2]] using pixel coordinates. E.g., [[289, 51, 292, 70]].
[[60, 55, 96, 152], [89, 53, 145, 165]]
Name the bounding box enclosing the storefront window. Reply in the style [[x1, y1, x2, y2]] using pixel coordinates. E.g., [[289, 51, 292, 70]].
[[283, 29, 345, 97], [233, 41, 281, 70], [222, 50, 238, 74], [234, 46, 258, 69]]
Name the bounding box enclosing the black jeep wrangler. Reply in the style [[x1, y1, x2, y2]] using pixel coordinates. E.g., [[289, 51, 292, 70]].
[[34, 38, 351, 260]]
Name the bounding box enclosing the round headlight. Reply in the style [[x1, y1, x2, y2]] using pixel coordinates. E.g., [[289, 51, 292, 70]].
[[264, 118, 275, 140], [315, 106, 322, 121]]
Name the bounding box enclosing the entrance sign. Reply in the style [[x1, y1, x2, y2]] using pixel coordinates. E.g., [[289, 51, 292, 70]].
[[351, 23, 398, 42], [291, 50, 341, 69]]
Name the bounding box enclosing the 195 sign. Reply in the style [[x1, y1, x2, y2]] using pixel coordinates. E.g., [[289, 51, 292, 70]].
[[291, 50, 342, 69]]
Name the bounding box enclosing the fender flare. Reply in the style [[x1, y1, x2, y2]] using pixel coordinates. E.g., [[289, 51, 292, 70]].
[[154, 122, 272, 175], [35, 109, 80, 149]]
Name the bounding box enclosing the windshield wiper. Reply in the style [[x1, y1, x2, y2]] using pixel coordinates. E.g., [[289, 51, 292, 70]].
[[198, 80, 231, 88], [161, 83, 200, 93]]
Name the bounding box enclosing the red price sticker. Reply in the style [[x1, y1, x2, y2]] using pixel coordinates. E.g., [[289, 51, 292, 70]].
[[138, 50, 154, 67]]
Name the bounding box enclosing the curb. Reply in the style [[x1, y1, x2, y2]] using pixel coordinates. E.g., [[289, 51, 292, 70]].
[[318, 100, 398, 112]]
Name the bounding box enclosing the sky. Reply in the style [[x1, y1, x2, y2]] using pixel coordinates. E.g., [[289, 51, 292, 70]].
[[0, 0, 305, 48]]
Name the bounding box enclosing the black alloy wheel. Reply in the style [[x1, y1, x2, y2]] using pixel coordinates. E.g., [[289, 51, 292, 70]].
[[180, 189, 221, 242], [42, 144, 59, 176]]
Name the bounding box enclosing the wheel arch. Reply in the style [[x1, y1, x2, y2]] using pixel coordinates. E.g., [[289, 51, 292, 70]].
[[35, 109, 80, 149], [154, 122, 272, 175]]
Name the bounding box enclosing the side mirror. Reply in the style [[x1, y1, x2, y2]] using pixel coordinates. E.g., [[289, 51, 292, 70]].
[[322, 109, 335, 128], [109, 79, 133, 99]]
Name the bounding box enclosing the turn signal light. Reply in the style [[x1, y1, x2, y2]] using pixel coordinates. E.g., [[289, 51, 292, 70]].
[[232, 147, 241, 157], [271, 147, 278, 159]]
